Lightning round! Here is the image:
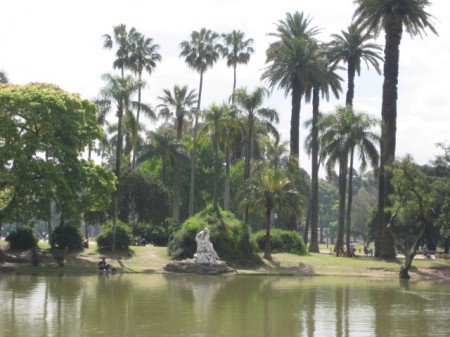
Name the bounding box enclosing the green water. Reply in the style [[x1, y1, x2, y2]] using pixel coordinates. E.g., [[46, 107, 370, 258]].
[[0, 274, 448, 337]]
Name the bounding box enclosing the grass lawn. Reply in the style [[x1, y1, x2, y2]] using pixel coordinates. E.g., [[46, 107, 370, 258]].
[[1, 239, 449, 280]]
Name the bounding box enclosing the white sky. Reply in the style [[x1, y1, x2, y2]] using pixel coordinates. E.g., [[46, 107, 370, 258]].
[[1, 0, 449, 175]]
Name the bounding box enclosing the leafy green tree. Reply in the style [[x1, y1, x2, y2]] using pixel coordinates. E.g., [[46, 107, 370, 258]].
[[262, 11, 320, 160], [240, 167, 304, 260], [353, 0, 437, 259], [220, 30, 255, 98], [0, 83, 114, 226], [179, 28, 221, 217], [319, 106, 379, 256], [0, 70, 8, 84], [157, 85, 197, 223], [328, 22, 382, 106]]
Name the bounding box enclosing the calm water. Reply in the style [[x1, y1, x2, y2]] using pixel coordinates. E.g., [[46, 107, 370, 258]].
[[0, 273, 449, 337]]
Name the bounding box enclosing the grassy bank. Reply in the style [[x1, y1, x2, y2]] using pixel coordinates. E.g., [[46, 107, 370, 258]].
[[1, 239, 449, 280]]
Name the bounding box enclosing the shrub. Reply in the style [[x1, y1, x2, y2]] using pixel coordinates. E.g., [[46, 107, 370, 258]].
[[135, 218, 180, 246], [5, 227, 38, 250], [167, 205, 260, 267], [251, 229, 307, 255], [96, 220, 132, 250], [50, 222, 84, 250]]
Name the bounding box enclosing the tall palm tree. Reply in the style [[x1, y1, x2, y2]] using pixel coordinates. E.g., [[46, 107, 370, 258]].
[[102, 24, 137, 77], [99, 73, 140, 250], [198, 103, 232, 210], [220, 30, 255, 98], [180, 28, 221, 217], [157, 85, 197, 223], [328, 22, 383, 106], [240, 167, 303, 260], [319, 106, 379, 256], [232, 87, 278, 223], [262, 11, 320, 160], [128, 32, 162, 168], [353, 0, 437, 258], [305, 48, 342, 253]]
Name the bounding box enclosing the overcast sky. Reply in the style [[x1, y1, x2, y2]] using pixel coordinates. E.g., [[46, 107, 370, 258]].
[[1, 0, 449, 175]]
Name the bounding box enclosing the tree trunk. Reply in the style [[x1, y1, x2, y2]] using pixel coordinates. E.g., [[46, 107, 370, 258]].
[[345, 147, 355, 256], [112, 99, 124, 251], [264, 207, 272, 260], [335, 156, 348, 256], [172, 155, 181, 223], [212, 123, 219, 210], [224, 147, 231, 211], [189, 72, 203, 217], [377, 18, 402, 259], [289, 78, 302, 159], [243, 115, 253, 223], [132, 72, 142, 169], [346, 62, 356, 106], [309, 86, 320, 253]]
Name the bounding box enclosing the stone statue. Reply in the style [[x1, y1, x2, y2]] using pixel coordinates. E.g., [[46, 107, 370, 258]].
[[163, 227, 234, 275], [194, 228, 219, 264]]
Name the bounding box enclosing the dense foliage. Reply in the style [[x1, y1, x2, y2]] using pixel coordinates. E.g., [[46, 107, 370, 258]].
[[97, 220, 133, 250], [252, 229, 307, 255], [135, 218, 179, 246], [50, 222, 84, 251], [5, 227, 38, 250], [167, 205, 259, 266]]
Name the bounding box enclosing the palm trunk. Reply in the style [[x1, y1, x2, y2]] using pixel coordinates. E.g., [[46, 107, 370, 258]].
[[224, 147, 231, 211], [189, 72, 203, 217], [132, 72, 142, 169], [377, 18, 402, 259], [345, 147, 355, 256], [346, 63, 356, 106], [263, 207, 272, 260], [335, 156, 348, 256], [172, 156, 181, 223], [232, 64, 237, 99], [112, 100, 124, 251], [212, 123, 219, 210], [289, 78, 302, 159], [309, 86, 320, 252]]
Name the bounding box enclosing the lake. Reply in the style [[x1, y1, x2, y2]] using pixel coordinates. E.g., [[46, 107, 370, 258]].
[[0, 273, 448, 337]]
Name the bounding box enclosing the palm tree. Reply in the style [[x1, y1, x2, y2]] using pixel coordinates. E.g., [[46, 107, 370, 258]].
[[199, 103, 233, 210], [319, 106, 379, 256], [328, 23, 383, 106], [180, 28, 221, 217], [353, 0, 437, 258], [99, 73, 140, 250], [220, 30, 255, 98], [262, 11, 320, 161], [232, 87, 278, 223], [157, 85, 197, 223], [305, 48, 342, 253], [128, 32, 162, 167], [102, 24, 137, 77], [240, 167, 303, 260]]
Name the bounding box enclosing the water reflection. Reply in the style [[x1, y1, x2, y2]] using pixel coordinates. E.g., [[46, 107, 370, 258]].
[[0, 274, 449, 337]]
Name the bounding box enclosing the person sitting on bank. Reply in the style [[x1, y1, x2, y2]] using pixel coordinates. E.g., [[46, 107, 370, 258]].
[[98, 257, 116, 272]]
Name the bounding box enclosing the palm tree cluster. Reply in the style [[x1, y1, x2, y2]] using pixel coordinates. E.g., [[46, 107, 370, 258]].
[[91, 0, 436, 257]]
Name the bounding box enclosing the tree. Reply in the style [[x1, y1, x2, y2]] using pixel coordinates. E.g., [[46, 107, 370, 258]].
[[387, 156, 436, 278], [240, 167, 304, 260], [353, 0, 437, 259], [157, 85, 197, 223], [262, 11, 320, 160], [99, 74, 141, 250], [198, 103, 232, 210], [319, 106, 379, 256], [128, 32, 161, 168], [179, 28, 221, 217], [304, 47, 342, 252], [220, 30, 255, 98], [328, 23, 382, 106], [0, 83, 115, 225], [0, 70, 8, 84], [102, 24, 137, 77]]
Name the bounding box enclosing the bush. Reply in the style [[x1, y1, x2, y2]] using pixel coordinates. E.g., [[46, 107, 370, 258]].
[[135, 218, 180, 246], [50, 222, 84, 250], [5, 227, 38, 250], [251, 229, 307, 255], [167, 205, 260, 267], [96, 220, 132, 250]]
